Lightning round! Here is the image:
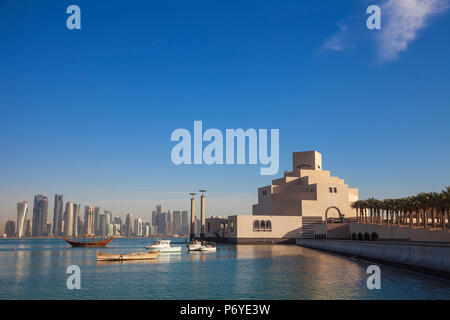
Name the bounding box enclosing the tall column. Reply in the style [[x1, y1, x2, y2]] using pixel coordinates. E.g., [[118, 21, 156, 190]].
[[199, 190, 207, 240], [189, 193, 196, 241]]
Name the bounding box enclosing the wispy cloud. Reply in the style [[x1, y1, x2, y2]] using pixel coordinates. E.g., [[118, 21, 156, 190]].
[[378, 0, 449, 61], [322, 23, 348, 51]]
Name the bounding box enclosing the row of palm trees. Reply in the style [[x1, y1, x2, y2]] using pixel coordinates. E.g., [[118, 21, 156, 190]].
[[351, 186, 450, 230]]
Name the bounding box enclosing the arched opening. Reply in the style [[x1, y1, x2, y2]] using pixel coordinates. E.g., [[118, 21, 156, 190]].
[[364, 232, 370, 241], [266, 220, 272, 231], [358, 233, 363, 241], [352, 233, 357, 240], [370, 232, 379, 241], [253, 220, 260, 231], [260, 220, 266, 231], [325, 206, 343, 223]]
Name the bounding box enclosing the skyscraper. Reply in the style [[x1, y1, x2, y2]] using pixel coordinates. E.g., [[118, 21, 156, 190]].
[[167, 210, 173, 235], [113, 215, 122, 235], [32, 195, 48, 236], [52, 195, 64, 235], [5, 221, 15, 237], [160, 212, 167, 235], [72, 204, 80, 236], [16, 201, 28, 238], [104, 211, 112, 236], [63, 201, 74, 236], [143, 223, 150, 237], [151, 211, 156, 227], [125, 213, 132, 236], [172, 211, 181, 235], [99, 213, 106, 236], [94, 207, 101, 235], [24, 219, 32, 237], [84, 205, 94, 235], [134, 218, 142, 236], [156, 205, 162, 234], [195, 217, 200, 236], [181, 211, 189, 236]]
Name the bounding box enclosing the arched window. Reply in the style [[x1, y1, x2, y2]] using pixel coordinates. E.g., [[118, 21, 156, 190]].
[[253, 220, 260, 231], [329, 187, 333, 193], [230, 220, 234, 232], [266, 220, 272, 231], [333, 187, 337, 193], [260, 220, 266, 231]]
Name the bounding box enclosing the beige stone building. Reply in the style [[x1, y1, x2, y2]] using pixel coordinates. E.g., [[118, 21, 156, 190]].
[[206, 150, 359, 243]]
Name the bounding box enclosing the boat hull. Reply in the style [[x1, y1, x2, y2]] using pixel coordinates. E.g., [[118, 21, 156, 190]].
[[201, 247, 217, 252], [97, 251, 160, 261], [146, 246, 182, 253], [187, 244, 203, 251], [64, 237, 114, 247]]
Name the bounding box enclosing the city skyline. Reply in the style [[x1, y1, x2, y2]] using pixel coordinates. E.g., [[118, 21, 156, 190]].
[[3, 196, 197, 237]]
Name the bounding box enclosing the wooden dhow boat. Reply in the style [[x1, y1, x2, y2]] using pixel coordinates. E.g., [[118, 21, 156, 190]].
[[97, 249, 160, 261], [64, 224, 115, 247], [64, 236, 114, 247]]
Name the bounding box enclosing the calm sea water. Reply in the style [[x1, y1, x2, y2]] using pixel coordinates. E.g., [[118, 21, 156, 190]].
[[0, 238, 448, 300]]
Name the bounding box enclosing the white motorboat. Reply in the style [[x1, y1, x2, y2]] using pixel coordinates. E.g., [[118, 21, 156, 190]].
[[201, 242, 216, 252], [186, 240, 203, 251], [145, 239, 182, 253], [187, 240, 217, 252]]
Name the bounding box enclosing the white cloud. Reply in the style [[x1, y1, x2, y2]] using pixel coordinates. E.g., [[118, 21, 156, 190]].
[[378, 0, 449, 61], [322, 23, 348, 51]]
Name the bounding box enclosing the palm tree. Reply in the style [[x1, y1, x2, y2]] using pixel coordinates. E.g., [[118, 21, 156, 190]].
[[430, 192, 440, 229], [351, 201, 359, 222], [366, 198, 378, 223], [398, 197, 410, 226], [375, 198, 382, 223], [384, 199, 393, 225], [441, 186, 450, 230], [408, 196, 419, 228]]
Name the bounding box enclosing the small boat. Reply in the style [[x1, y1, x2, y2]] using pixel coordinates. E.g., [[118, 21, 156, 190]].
[[186, 240, 203, 251], [145, 239, 181, 253], [64, 236, 114, 247], [97, 249, 160, 261], [201, 242, 216, 252]]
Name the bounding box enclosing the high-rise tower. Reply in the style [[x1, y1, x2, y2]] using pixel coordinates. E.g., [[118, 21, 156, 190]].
[[16, 201, 28, 238], [63, 201, 74, 236], [72, 204, 80, 236], [52, 195, 64, 235], [32, 195, 48, 236]]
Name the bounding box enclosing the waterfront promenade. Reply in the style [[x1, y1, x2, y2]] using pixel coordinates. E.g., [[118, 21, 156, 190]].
[[296, 239, 450, 279]]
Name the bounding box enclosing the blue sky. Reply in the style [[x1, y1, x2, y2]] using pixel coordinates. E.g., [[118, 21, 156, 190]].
[[0, 0, 449, 223]]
